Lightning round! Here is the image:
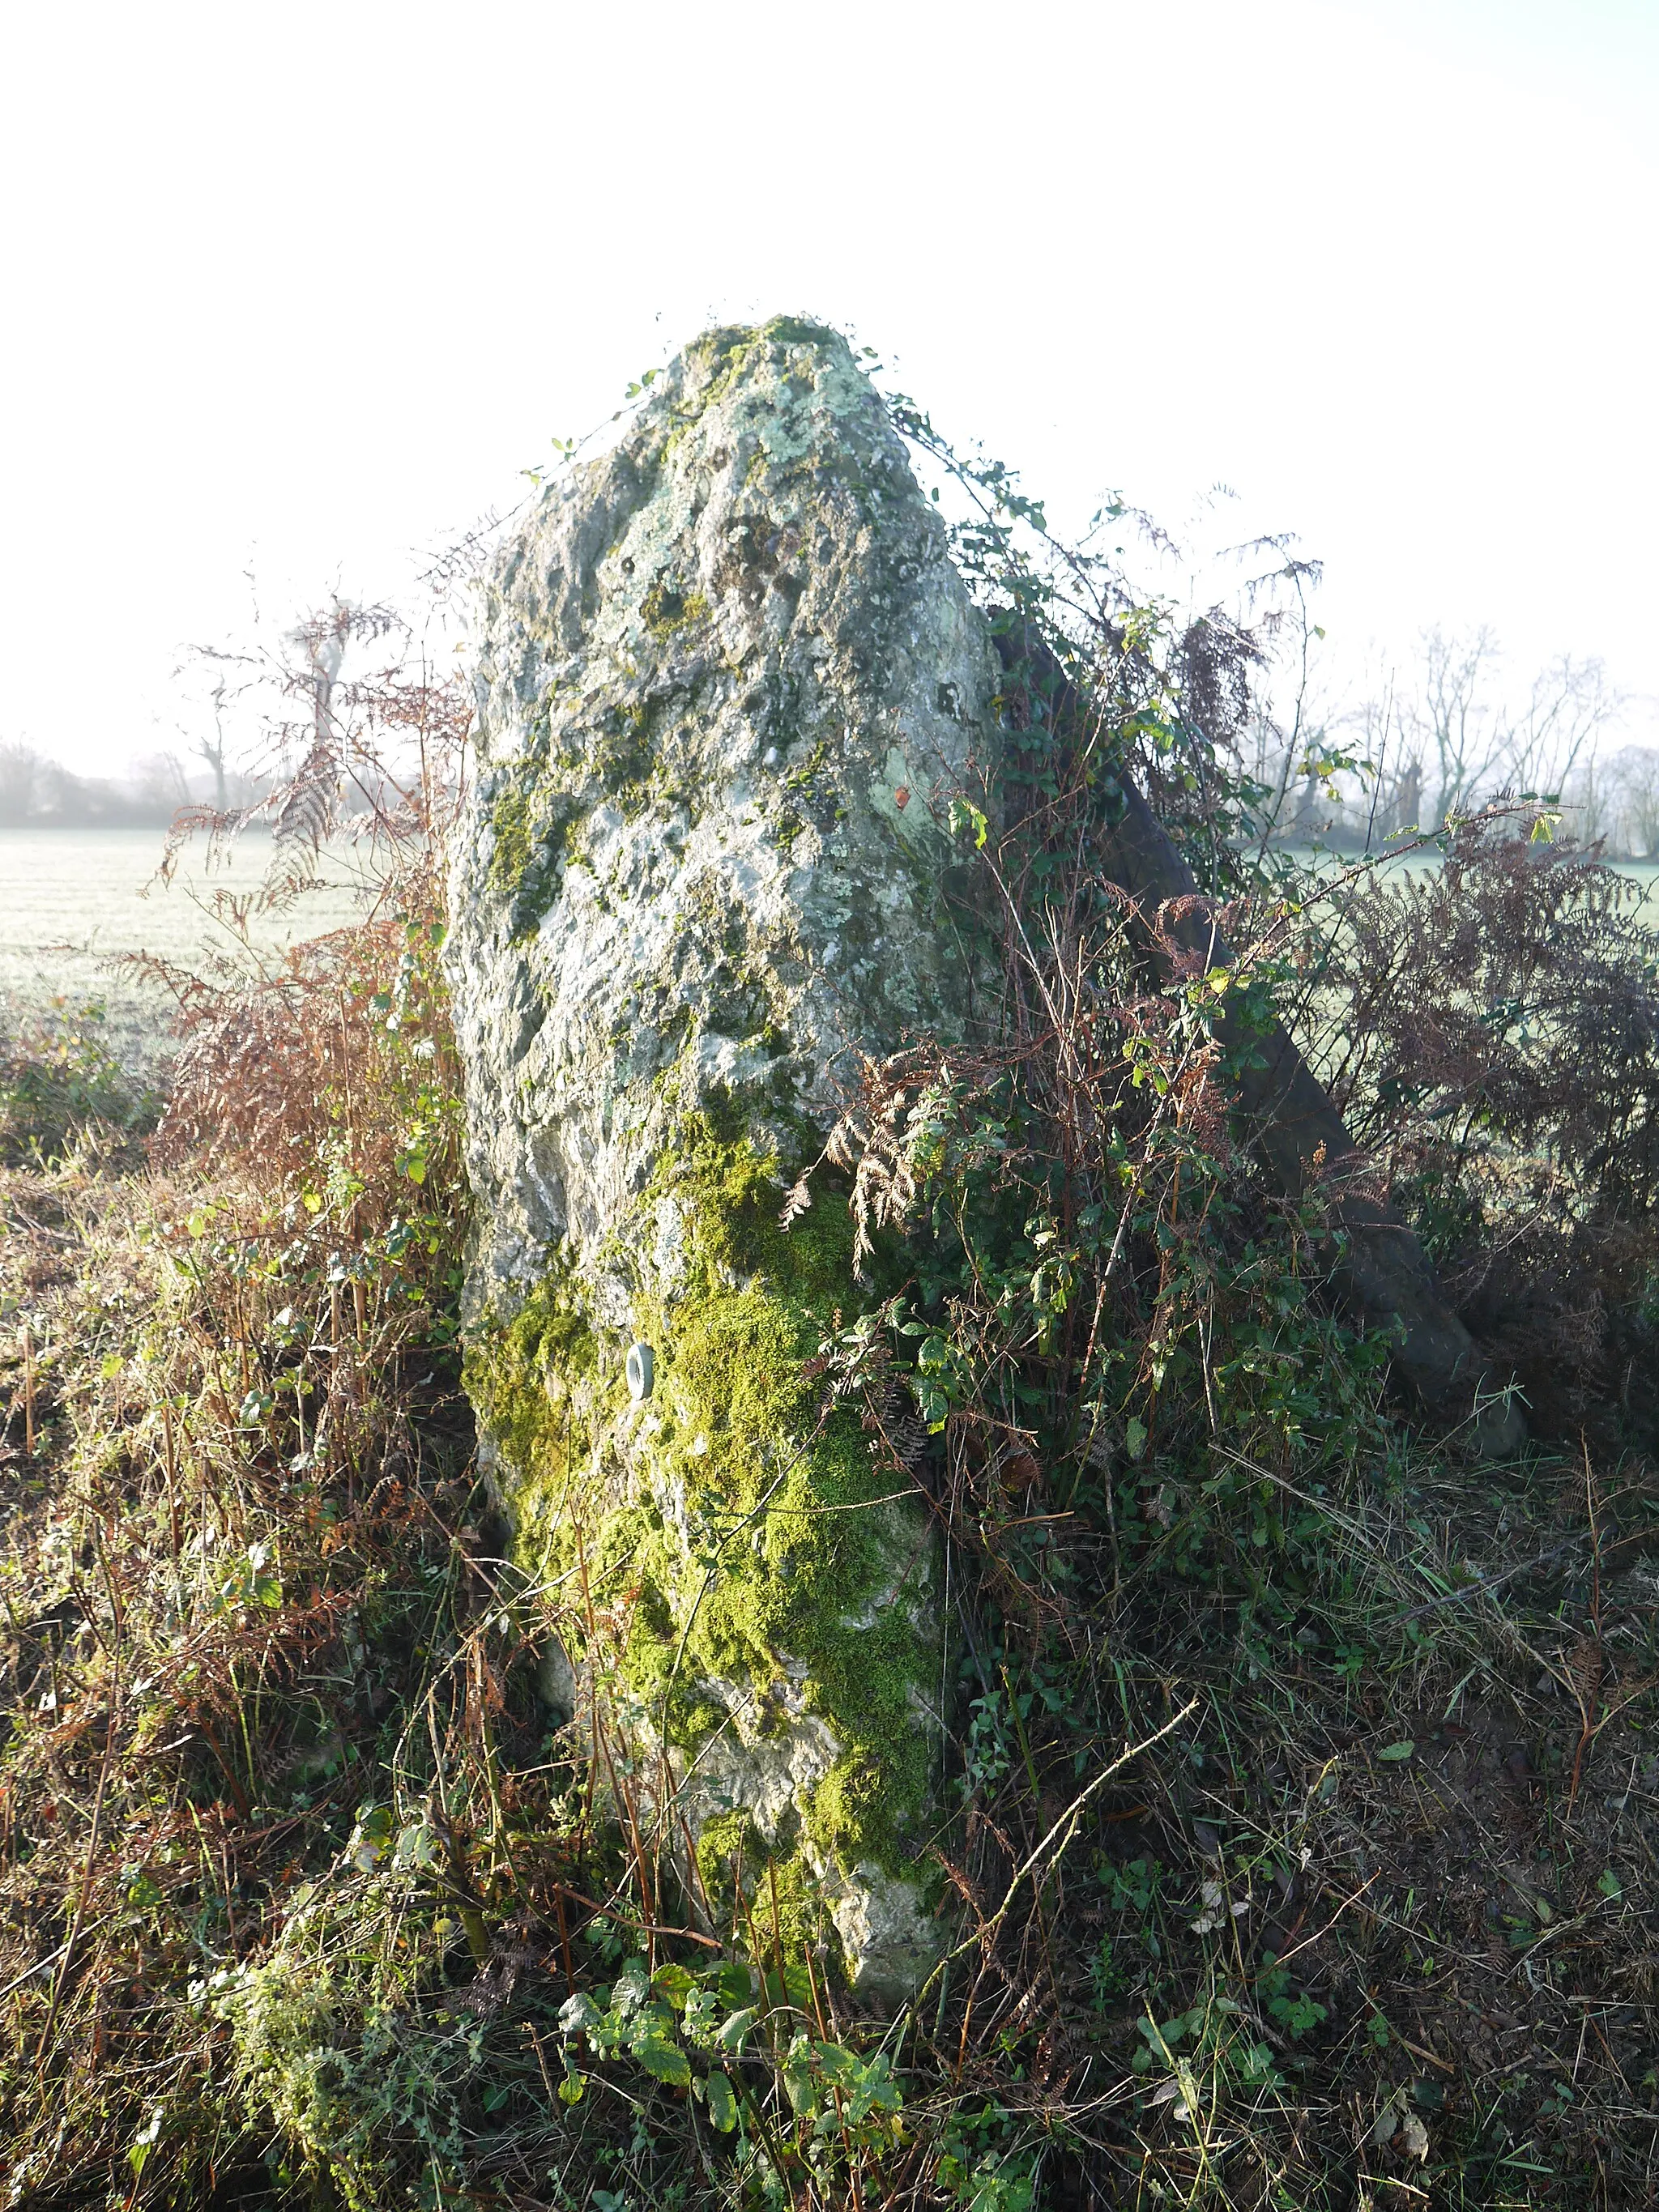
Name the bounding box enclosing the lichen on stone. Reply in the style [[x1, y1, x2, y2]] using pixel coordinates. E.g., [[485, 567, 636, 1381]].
[[447, 314, 1002, 1996]]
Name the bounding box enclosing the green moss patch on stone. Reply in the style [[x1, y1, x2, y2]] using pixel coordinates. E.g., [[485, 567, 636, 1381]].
[[624, 1120, 935, 1874], [659, 316, 864, 475], [462, 1269, 611, 1579], [471, 1112, 937, 1919], [484, 777, 586, 941], [641, 578, 710, 641], [591, 701, 660, 816], [697, 1813, 836, 1957]]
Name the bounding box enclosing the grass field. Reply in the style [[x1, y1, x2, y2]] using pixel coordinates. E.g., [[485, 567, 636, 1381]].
[[1277, 838, 1659, 896], [0, 826, 372, 1073], [6, 829, 1651, 1089]]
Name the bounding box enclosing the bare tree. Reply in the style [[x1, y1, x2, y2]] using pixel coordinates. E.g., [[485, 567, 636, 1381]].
[[190, 681, 234, 812], [1498, 652, 1620, 801], [0, 739, 41, 824], [1379, 629, 1623, 837], [1392, 757, 1423, 837], [271, 602, 356, 855], [1564, 747, 1618, 848], [158, 594, 440, 918], [130, 751, 192, 814], [1399, 626, 1504, 829], [1344, 678, 1420, 845], [1601, 746, 1659, 858]]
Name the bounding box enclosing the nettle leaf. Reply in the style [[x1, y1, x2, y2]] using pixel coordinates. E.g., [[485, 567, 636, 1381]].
[[633, 2032, 692, 2088], [703, 2069, 739, 2133], [718, 2005, 758, 2051], [680, 1986, 723, 2045], [783, 2041, 817, 2116], [651, 1963, 697, 2010], [762, 1961, 813, 2010], [716, 1961, 756, 2007], [557, 1991, 602, 2036], [811, 2041, 903, 2119], [812, 2040, 864, 2088], [391, 1820, 441, 1872], [612, 1958, 650, 2013]]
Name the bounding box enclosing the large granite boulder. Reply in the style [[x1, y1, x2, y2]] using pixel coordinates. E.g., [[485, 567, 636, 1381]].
[[446, 318, 1000, 1997]]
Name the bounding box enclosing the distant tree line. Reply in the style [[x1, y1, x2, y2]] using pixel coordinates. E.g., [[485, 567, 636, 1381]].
[[1251, 627, 1659, 857], [0, 739, 268, 829]]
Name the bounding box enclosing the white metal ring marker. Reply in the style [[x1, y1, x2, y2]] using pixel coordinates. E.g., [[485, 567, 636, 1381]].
[[626, 1342, 655, 1403]]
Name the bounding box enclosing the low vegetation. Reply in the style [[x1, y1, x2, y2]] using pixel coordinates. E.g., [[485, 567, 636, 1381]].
[[3, 425, 1659, 2212]]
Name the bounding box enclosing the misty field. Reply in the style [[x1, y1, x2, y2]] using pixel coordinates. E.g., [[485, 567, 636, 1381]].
[[6, 825, 1652, 1085], [0, 826, 370, 1072]]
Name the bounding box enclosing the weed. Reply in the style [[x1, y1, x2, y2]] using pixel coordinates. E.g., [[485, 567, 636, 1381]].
[[0, 998, 160, 1165]]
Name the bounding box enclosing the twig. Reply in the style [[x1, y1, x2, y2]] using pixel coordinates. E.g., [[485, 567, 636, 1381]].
[[36, 1696, 117, 2065], [915, 1696, 1200, 2006], [1396, 1540, 1576, 1622], [1263, 1872, 1380, 1976]]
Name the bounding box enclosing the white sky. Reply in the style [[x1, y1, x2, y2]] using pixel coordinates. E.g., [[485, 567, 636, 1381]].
[[2, 0, 1656, 775]]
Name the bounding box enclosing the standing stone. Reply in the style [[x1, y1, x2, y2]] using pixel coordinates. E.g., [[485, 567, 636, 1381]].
[[447, 318, 1000, 1997]]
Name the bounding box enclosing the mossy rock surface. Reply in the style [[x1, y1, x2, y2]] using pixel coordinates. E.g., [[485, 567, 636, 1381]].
[[447, 318, 1000, 1997]]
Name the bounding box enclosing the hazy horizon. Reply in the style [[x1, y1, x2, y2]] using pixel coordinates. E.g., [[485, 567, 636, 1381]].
[[4, 0, 1657, 778]]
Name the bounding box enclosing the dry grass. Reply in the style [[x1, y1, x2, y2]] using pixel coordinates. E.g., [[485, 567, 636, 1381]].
[[6, 1105, 1659, 2209]]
